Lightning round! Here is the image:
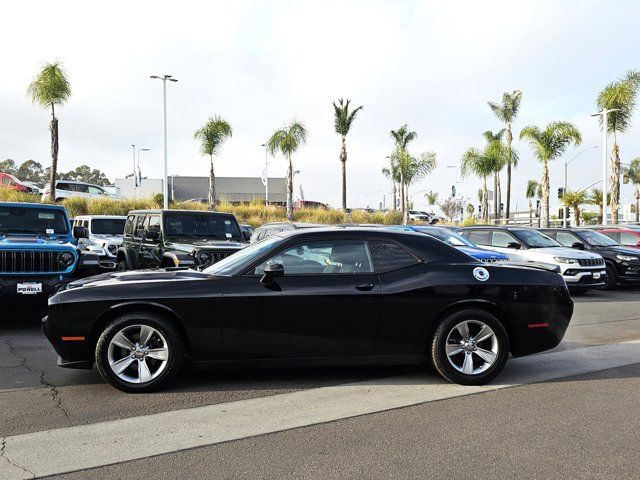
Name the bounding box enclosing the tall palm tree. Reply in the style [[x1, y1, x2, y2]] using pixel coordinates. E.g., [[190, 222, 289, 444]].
[[525, 179, 541, 226], [398, 151, 437, 224], [390, 124, 417, 220], [626, 157, 640, 222], [267, 120, 308, 220], [483, 129, 506, 220], [460, 146, 501, 223], [194, 116, 233, 209], [333, 98, 363, 211], [519, 122, 582, 227], [27, 62, 71, 202], [488, 90, 523, 221], [596, 71, 639, 223], [561, 190, 588, 227]]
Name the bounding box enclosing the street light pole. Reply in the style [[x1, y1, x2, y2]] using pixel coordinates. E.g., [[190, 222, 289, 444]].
[[150, 74, 178, 209], [131, 144, 136, 195], [592, 108, 619, 225], [261, 143, 269, 207], [563, 145, 598, 227]]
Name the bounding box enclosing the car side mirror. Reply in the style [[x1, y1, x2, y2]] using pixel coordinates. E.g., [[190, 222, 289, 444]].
[[636, 240, 640, 247], [242, 230, 251, 242], [571, 241, 585, 250], [73, 226, 88, 239], [144, 229, 160, 241], [506, 242, 521, 250], [260, 263, 284, 285]]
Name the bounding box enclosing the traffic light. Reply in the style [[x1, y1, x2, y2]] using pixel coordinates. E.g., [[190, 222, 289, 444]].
[[558, 187, 565, 199]]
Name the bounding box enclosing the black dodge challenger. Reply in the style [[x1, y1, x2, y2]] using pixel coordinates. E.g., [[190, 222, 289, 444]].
[[43, 228, 573, 392]]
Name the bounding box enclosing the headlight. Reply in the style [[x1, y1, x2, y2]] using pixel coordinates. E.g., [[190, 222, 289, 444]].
[[198, 252, 212, 265], [107, 244, 117, 254], [58, 252, 75, 268], [616, 254, 638, 262], [553, 257, 579, 264]]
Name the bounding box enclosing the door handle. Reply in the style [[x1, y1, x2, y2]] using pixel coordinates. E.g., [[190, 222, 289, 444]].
[[355, 283, 375, 291]]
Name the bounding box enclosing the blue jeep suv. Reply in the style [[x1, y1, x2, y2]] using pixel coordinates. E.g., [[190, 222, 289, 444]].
[[0, 202, 93, 308]]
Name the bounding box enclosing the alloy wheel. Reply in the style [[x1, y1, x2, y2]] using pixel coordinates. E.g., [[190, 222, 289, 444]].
[[444, 319, 499, 375], [107, 324, 169, 384]]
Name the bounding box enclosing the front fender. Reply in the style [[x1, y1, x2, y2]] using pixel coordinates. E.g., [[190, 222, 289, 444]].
[[162, 250, 196, 268]]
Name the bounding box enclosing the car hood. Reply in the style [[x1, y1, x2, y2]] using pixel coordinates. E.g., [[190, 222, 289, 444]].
[[457, 246, 508, 260], [596, 245, 640, 257], [0, 234, 75, 249], [90, 234, 123, 244], [65, 268, 212, 290], [165, 240, 246, 253], [525, 246, 601, 259]]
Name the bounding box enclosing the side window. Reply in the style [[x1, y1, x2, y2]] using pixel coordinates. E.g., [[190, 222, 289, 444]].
[[124, 215, 135, 237], [253, 240, 373, 275], [147, 215, 161, 232], [467, 230, 490, 246], [87, 185, 104, 195], [620, 232, 639, 245], [368, 240, 418, 272], [1, 176, 9, 186], [133, 216, 146, 239], [556, 232, 580, 247], [56, 183, 70, 191], [73, 184, 89, 193], [602, 231, 619, 242], [491, 231, 518, 248]]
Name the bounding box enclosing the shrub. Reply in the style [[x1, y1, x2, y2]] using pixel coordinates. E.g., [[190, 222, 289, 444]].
[[382, 210, 403, 225], [0, 187, 40, 203]]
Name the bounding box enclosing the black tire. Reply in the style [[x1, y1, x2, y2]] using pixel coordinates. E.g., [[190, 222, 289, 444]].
[[117, 260, 128, 271], [430, 309, 509, 386], [95, 312, 183, 393], [604, 263, 618, 290]]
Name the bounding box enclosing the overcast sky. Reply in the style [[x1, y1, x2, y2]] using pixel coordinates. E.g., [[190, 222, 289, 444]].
[[2, 0, 640, 211]]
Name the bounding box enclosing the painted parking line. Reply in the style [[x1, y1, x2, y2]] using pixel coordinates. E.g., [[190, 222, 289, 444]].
[[2, 340, 640, 480]]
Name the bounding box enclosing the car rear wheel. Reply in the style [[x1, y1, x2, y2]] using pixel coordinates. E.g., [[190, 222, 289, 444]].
[[430, 309, 509, 385], [95, 313, 183, 393], [604, 263, 618, 289]]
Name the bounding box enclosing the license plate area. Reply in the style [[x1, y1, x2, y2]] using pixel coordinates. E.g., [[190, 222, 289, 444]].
[[17, 282, 43, 295]]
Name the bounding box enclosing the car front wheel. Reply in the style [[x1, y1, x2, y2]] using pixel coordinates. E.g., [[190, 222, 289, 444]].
[[95, 313, 183, 393], [430, 309, 509, 385]]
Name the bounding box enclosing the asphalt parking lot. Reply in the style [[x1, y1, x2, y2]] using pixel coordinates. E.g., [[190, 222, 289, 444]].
[[2, 288, 640, 479]]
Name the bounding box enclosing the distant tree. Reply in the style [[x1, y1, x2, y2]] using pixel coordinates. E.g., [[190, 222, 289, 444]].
[[194, 115, 233, 209], [483, 129, 506, 219], [390, 124, 418, 221], [27, 62, 71, 201], [488, 90, 523, 221], [626, 157, 640, 222], [519, 121, 582, 227], [581, 211, 598, 225], [17, 160, 45, 184], [561, 189, 588, 226], [588, 189, 611, 224], [439, 196, 466, 223], [424, 190, 438, 206], [63, 165, 111, 186], [332, 98, 363, 211], [596, 70, 640, 223], [526, 179, 541, 226], [268, 120, 308, 220], [388, 149, 437, 224], [0, 159, 18, 176]]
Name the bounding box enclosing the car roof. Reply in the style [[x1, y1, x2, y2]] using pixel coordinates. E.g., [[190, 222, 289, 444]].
[[55, 180, 100, 186], [257, 221, 325, 229], [75, 215, 127, 219], [0, 201, 66, 211], [127, 209, 236, 215], [460, 225, 536, 231]]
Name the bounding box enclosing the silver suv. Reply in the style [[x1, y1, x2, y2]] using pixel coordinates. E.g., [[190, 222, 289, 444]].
[[73, 215, 126, 270]]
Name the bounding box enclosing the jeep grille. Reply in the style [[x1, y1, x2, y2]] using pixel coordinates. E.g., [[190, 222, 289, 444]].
[[0, 250, 69, 273], [577, 258, 604, 267]]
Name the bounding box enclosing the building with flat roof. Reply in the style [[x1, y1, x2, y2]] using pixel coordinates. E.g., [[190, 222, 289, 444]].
[[114, 176, 286, 204]]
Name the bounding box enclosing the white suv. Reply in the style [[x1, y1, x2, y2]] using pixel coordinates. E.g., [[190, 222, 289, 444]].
[[73, 215, 126, 269], [41, 180, 121, 201], [460, 226, 606, 291]]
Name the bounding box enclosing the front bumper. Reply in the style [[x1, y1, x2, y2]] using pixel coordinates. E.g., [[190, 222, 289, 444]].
[[562, 268, 606, 288], [41, 315, 94, 370], [0, 276, 70, 305]]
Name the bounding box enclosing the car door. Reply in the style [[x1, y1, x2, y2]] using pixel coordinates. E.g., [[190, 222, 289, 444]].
[[139, 214, 162, 268], [130, 215, 147, 268], [554, 231, 582, 248], [221, 238, 381, 359], [87, 185, 106, 199]]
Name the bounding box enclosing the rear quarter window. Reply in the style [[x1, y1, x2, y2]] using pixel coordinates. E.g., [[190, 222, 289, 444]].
[[467, 230, 491, 245], [368, 240, 419, 272]]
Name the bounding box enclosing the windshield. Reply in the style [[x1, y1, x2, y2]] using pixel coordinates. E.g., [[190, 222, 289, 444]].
[[415, 227, 473, 247], [512, 229, 561, 248], [577, 230, 619, 247], [204, 235, 281, 275], [163, 212, 242, 241], [92, 218, 126, 235], [0, 206, 68, 235]]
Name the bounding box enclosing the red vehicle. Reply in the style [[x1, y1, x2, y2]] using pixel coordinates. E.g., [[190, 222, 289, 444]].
[[0, 172, 33, 193], [599, 228, 640, 249]]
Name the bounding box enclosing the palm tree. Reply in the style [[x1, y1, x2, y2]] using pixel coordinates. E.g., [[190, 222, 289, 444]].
[[488, 90, 523, 221], [424, 191, 438, 206], [27, 62, 71, 202], [390, 124, 418, 220], [525, 179, 541, 226], [483, 129, 506, 220], [626, 157, 640, 222], [267, 120, 308, 220], [400, 151, 437, 224], [333, 98, 363, 211], [588, 189, 610, 224], [561, 190, 588, 226], [193, 116, 233, 209], [461, 147, 501, 223], [596, 71, 639, 223], [519, 122, 582, 227]]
